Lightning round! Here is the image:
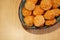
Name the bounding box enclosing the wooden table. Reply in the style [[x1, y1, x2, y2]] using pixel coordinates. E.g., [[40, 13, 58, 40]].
[[0, 0, 60, 40]]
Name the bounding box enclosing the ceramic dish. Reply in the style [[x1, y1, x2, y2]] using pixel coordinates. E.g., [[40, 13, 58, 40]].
[[18, 0, 60, 34]]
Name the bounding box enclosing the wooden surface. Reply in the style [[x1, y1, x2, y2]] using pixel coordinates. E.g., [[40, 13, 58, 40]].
[[0, 0, 60, 40]]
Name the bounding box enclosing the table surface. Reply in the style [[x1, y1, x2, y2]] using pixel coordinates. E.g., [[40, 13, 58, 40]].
[[0, 0, 60, 40]]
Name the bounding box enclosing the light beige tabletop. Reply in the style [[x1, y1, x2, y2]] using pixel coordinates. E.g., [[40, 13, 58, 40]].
[[0, 0, 60, 40]]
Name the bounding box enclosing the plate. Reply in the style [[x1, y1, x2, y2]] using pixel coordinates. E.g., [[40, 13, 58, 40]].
[[18, 0, 60, 34]]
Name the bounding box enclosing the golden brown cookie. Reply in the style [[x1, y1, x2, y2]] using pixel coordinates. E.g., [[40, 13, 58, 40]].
[[52, 0, 60, 8], [40, 0, 52, 10], [45, 19, 56, 26], [44, 10, 55, 20], [25, 1, 35, 11], [34, 15, 45, 27], [52, 9, 60, 17], [24, 16, 34, 26], [26, 0, 38, 4], [22, 8, 32, 16], [33, 5, 44, 16]]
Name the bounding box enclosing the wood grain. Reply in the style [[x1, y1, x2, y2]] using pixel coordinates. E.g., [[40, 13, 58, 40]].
[[0, 0, 60, 40]]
